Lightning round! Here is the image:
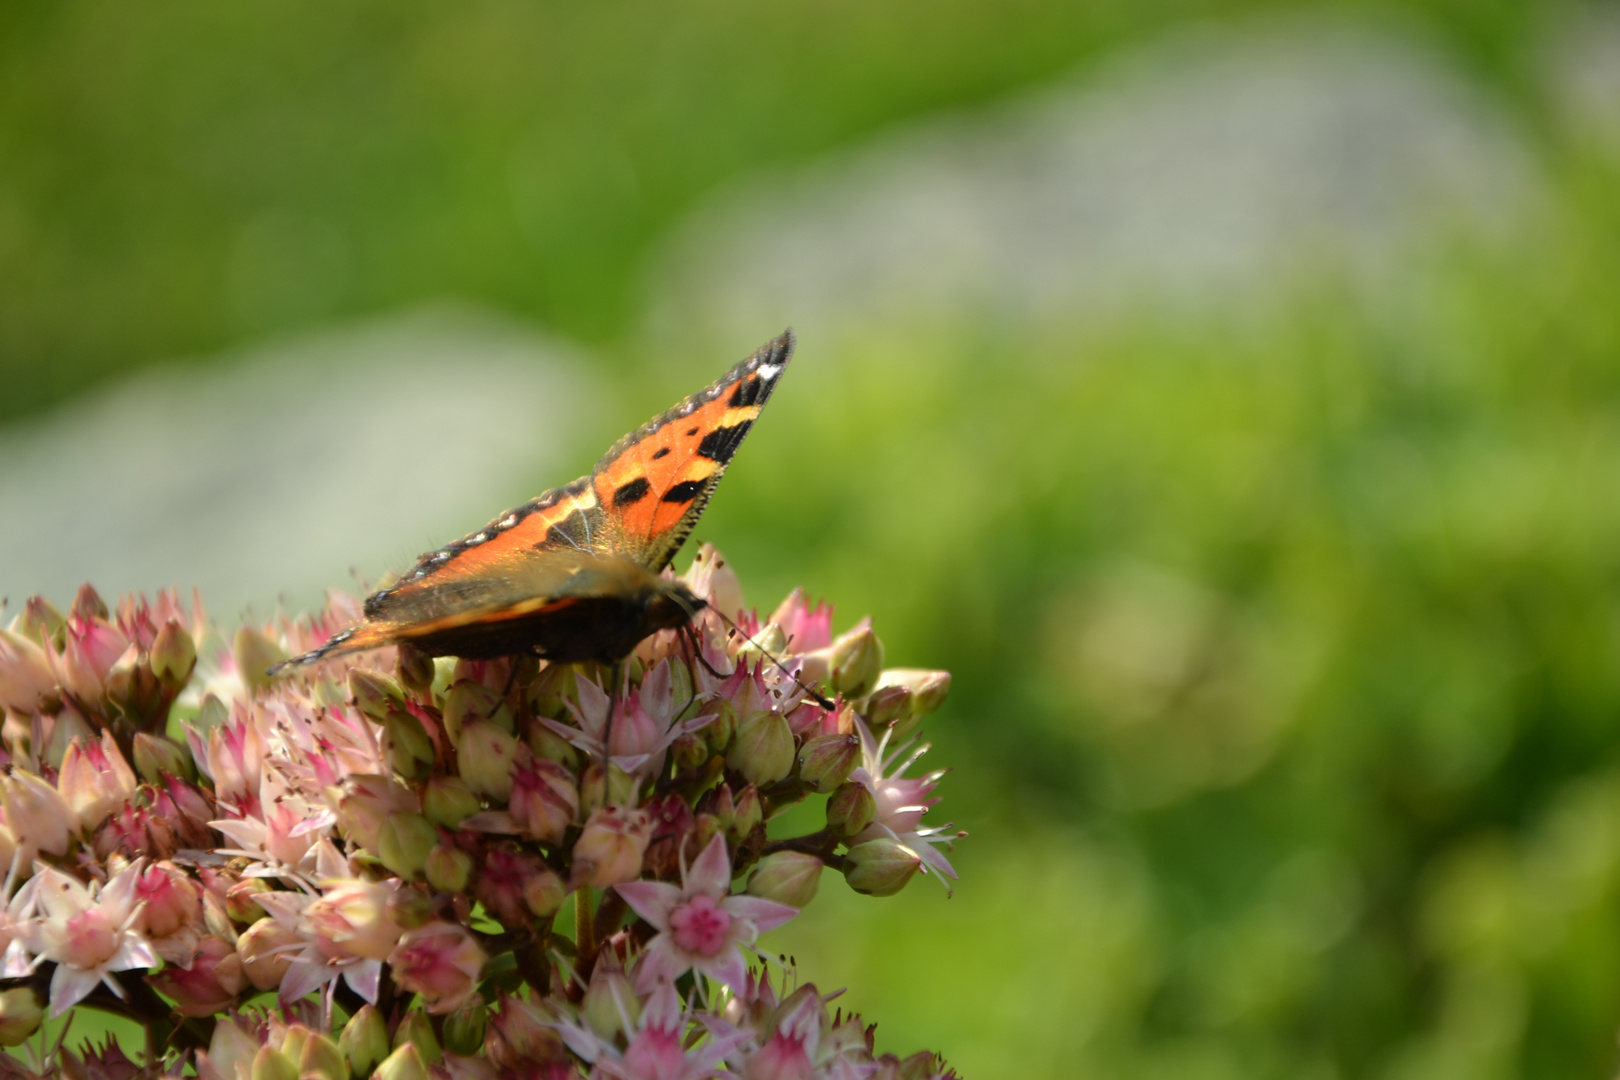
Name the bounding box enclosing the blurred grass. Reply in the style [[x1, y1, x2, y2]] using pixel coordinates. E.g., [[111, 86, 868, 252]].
[[4, 2, 1617, 1078], [0, 0, 1547, 423]]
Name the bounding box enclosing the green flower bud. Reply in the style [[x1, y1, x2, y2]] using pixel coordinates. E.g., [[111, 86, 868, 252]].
[[582, 964, 640, 1042], [18, 595, 64, 646], [250, 1046, 298, 1080], [672, 732, 708, 772], [736, 622, 788, 666], [731, 783, 763, 845], [796, 732, 860, 793], [746, 850, 823, 908], [843, 838, 921, 897], [387, 882, 436, 929], [132, 732, 193, 785], [705, 699, 738, 756], [523, 862, 568, 918], [426, 842, 474, 894], [607, 762, 640, 808], [71, 583, 108, 621], [526, 721, 580, 768], [875, 668, 951, 715], [393, 1009, 442, 1066], [526, 662, 574, 719], [442, 998, 489, 1057], [378, 812, 439, 880], [0, 987, 44, 1047], [149, 619, 197, 689], [384, 709, 436, 782], [826, 781, 877, 838], [373, 1043, 431, 1080], [298, 1030, 349, 1080], [422, 775, 481, 828], [458, 720, 517, 802], [444, 680, 511, 742], [579, 761, 607, 815], [349, 668, 407, 725], [233, 625, 287, 696], [829, 624, 885, 699], [863, 684, 912, 729], [396, 644, 436, 699], [339, 1005, 389, 1077], [727, 711, 794, 787]]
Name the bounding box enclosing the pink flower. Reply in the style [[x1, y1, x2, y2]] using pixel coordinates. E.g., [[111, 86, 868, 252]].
[[849, 716, 958, 890], [767, 589, 834, 655], [554, 982, 744, 1080], [304, 878, 403, 962], [509, 749, 579, 844], [48, 611, 131, 708], [133, 860, 204, 964], [19, 862, 157, 1016], [146, 935, 245, 1017], [545, 661, 713, 778], [388, 920, 485, 1014], [615, 834, 796, 994]]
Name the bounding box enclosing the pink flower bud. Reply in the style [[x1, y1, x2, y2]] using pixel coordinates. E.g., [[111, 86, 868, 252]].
[[571, 805, 653, 889], [727, 711, 795, 787], [58, 731, 137, 831], [458, 720, 518, 802], [768, 588, 835, 654], [747, 851, 824, 908], [0, 628, 56, 714], [147, 935, 245, 1017], [875, 668, 951, 715], [509, 751, 578, 844], [389, 922, 485, 1014], [843, 838, 922, 897], [135, 861, 202, 939], [682, 543, 745, 618], [53, 611, 130, 707], [306, 879, 404, 961], [237, 917, 300, 991]]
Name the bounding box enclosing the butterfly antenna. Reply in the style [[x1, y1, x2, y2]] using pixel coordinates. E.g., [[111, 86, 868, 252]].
[[706, 606, 836, 711]]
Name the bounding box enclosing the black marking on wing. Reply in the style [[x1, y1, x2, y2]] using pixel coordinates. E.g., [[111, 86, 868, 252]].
[[613, 478, 651, 507], [696, 421, 753, 465], [544, 507, 596, 551], [662, 479, 705, 504]]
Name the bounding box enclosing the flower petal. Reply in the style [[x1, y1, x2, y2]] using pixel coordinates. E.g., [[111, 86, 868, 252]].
[[721, 895, 799, 936], [614, 880, 683, 930], [685, 834, 732, 899]]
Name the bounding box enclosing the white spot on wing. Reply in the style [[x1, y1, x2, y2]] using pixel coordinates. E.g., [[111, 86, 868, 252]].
[[757, 363, 782, 379]]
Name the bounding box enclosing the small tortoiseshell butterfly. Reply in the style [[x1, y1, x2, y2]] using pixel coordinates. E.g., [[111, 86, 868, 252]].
[[273, 330, 794, 672]]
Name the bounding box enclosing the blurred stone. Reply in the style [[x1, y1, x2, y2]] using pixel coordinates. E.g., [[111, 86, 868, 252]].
[[0, 306, 596, 619], [647, 17, 1540, 340]]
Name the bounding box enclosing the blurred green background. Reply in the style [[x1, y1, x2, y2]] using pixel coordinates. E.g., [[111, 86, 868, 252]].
[[5, 2, 1620, 1077]]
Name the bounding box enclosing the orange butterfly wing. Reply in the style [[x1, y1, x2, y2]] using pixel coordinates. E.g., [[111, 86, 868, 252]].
[[272, 330, 793, 669]]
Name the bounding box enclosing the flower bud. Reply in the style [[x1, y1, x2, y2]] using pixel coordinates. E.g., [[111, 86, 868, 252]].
[[394, 1010, 443, 1065], [747, 851, 823, 908], [443, 998, 490, 1057], [237, 918, 299, 991], [374, 1043, 432, 1080], [509, 753, 579, 844], [607, 762, 640, 808], [225, 878, 272, 924], [875, 668, 951, 715], [149, 619, 197, 689], [843, 838, 922, 897], [71, 583, 108, 621], [132, 732, 193, 785], [578, 760, 608, 815], [571, 805, 653, 889], [704, 699, 737, 756], [233, 625, 286, 696], [298, 1030, 348, 1080], [796, 732, 860, 793], [390, 923, 485, 1016], [1, 768, 75, 856], [349, 667, 407, 724], [731, 783, 764, 846], [20, 595, 65, 645], [384, 709, 436, 781], [683, 542, 745, 617], [863, 684, 912, 729], [526, 661, 573, 718], [251, 1046, 298, 1080], [525, 721, 580, 768], [523, 863, 568, 918], [829, 623, 885, 699], [444, 680, 511, 742], [426, 842, 474, 894], [336, 775, 419, 854], [0, 628, 57, 714], [459, 720, 517, 802], [378, 812, 439, 880], [340, 1004, 390, 1078], [0, 987, 44, 1047], [727, 711, 795, 787], [826, 781, 877, 838], [281, 1027, 312, 1071], [736, 622, 788, 666], [423, 776, 481, 828], [672, 731, 708, 772], [386, 882, 436, 931], [582, 962, 641, 1042]]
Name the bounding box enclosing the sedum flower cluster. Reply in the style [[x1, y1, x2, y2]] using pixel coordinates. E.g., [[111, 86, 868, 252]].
[[0, 544, 960, 1079]]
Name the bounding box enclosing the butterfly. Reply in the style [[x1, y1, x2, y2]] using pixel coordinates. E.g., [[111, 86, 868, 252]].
[[272, 329, 794, 672]]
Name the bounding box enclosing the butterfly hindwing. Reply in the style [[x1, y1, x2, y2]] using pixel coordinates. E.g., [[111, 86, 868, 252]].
[[591, 329, 794, 570]]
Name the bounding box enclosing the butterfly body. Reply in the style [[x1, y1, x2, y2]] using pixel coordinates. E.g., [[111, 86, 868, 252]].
[[273, 330, 793, 672]]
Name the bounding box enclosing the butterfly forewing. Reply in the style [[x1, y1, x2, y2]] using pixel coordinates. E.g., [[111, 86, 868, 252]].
[[591, 329, 794, 571], [272, 330, 793, 671]]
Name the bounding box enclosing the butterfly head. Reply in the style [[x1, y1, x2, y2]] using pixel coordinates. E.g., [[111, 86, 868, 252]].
[[647, 579, 708, 633]]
